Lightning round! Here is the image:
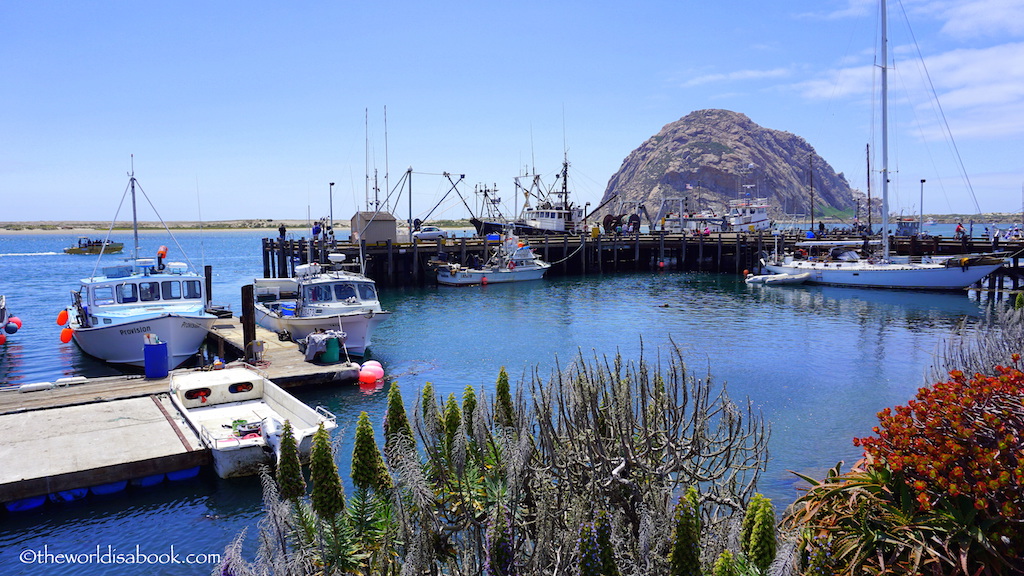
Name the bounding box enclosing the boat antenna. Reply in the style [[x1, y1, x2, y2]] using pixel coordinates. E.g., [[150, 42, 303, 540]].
[[130, 154, 139, 262], [365, 108, 370, 211], [880, 0, 891, 260], [196, 175, 206, 268], [383, 105, 389, 212]]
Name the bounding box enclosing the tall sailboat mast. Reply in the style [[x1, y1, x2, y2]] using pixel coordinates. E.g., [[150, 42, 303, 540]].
[[129, 154, 140, 261], [880, 0, 891, 259]]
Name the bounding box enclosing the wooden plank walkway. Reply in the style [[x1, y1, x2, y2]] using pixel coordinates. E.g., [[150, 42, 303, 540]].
[[207, 317, 361, 386]]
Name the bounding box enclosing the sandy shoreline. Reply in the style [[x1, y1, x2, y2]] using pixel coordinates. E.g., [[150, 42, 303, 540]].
[[0, 220, 331, 235]]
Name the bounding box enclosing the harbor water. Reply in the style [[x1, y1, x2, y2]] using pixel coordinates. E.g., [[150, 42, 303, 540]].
[[0, 228, 1004, 575]]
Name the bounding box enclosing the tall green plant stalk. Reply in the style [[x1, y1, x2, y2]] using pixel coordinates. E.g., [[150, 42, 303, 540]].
[[669, 487, 701, 576], [275, 419, 305, 502]]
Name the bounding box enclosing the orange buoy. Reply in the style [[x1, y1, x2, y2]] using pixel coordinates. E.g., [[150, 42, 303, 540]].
[[60, 327, 74, 343], [57, 309, 69, 326], [358, 369, 377, 384]]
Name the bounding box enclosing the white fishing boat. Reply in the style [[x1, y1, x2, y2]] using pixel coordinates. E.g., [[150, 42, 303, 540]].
[[744, 272, 810, 285], [169, 364, 336, 478], [471, 155, 586, 236], [253, 254, 390, 355], [435, 234, 551, 286], [60, 165, 217, 367], [764, 0, 1003, 290], [725, 197, 772, 233]]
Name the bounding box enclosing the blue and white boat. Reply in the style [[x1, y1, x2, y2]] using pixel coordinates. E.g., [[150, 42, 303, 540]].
[[61, 166, 217, 368]]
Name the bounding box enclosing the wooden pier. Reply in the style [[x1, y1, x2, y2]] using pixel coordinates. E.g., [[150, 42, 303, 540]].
[[260, 232, 1024, 291]]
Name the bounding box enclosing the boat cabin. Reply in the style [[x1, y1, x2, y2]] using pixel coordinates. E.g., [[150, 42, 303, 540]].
[[75, 264, 206, 326]]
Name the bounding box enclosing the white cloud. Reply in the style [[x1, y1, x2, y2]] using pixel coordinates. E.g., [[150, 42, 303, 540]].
[[936, 0, 1024, 39]]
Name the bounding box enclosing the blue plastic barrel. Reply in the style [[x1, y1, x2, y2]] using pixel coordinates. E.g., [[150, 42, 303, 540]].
[[144, 342, 169, 379]]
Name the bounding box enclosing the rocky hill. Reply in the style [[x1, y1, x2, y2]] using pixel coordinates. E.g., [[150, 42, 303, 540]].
[[600, 109, 855, 218]]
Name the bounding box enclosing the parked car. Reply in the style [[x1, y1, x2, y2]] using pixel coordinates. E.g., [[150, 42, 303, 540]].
[[413, 226, 448, 241]]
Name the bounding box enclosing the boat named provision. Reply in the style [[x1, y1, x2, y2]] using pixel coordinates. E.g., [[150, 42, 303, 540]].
[[60, 166, 216, 368], [170, 364, 336, 478]]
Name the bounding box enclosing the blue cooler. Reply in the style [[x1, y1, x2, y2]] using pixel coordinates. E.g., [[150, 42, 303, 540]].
[[144, 341, 169, 379]]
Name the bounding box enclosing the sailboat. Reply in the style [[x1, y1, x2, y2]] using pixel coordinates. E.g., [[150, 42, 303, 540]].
[[59, 163, 217, 368], [764, 0, 1003, 290]]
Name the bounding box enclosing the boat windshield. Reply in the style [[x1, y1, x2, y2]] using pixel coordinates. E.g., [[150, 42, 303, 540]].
[[92, 279, 203, 306], [305, 282, 377, 303]]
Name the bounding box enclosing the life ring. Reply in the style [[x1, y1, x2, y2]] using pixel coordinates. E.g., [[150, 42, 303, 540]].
[[507, 260, 516, 270]]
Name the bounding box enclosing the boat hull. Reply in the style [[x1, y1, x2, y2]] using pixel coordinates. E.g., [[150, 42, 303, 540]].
[[71, 313, 217, 368], [253, 306, 390, 355], [436, 263, 550, 286], [745, 272, 810, 285], [763, 261, 1002, 290]]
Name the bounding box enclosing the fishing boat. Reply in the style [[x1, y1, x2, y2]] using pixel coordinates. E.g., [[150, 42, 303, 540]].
[[725, 197, 772, 233], [63, 237, 124, 255], [252, 253, 390, 355], [169, 364, 336, 478], [470, 156, 586, 236], [763, 0, 1003, 290], [434, 234, 551, 286], [59, 165, 217, 368], [744, 272, 810, 285]]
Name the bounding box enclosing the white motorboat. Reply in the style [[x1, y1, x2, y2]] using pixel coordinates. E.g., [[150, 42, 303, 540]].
[[763, 1, 1003, 290], [169, 364, 336, 478], [744, 272, 810, 285], [60, 166, 217, 368], [253, 254, 390, 355], [435, 234, 551, 286]]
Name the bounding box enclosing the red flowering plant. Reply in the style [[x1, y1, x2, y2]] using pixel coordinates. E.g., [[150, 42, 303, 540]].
[[851, 354, 1024, 570], [784, 356, 1024, 575]]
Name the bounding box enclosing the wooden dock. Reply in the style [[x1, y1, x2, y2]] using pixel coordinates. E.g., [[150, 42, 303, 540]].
[[260, 232, 1024, 290], [0, 316, 360, 505]]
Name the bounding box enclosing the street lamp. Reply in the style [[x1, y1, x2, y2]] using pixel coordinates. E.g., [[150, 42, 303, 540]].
[[329, 182, 335, 237]]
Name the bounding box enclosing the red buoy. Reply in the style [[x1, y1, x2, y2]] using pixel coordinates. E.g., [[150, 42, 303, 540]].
[[60, 327, 74, 343], [0, 333, 6, 345], [8, 316, 21, 329], [56, 309, 69, 326]]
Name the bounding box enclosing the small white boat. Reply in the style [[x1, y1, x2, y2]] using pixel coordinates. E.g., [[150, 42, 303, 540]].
[[435, 234, 551, 286], [253, 254, 390, 355], [61, 167, 217, 368], [169, 364, 336, 478], [745, 272, 810, 285]]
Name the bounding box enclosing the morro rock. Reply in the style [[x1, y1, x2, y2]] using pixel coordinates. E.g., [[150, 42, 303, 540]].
[[601, 109, 854, 218]]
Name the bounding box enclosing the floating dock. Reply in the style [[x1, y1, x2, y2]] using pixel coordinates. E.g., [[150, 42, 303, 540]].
[[0, 392, 208, 503], [0, 317, 361, 506]]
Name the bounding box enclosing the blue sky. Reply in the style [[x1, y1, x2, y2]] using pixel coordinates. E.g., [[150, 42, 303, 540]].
[[2, 0, 1022, 223]]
